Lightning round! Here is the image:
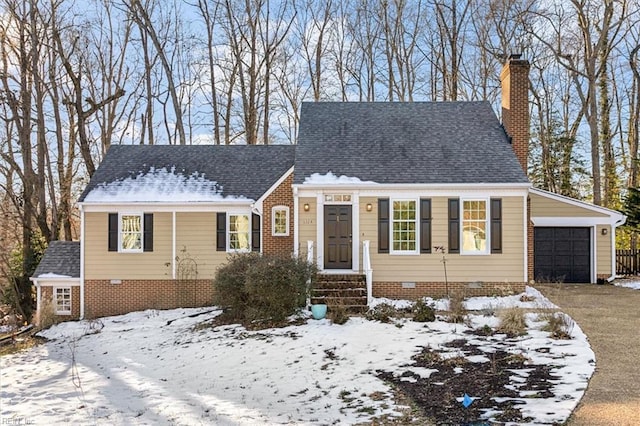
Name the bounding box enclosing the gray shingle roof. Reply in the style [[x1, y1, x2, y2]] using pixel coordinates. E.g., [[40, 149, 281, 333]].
[[79, 145, 296, 202], [294, 102, 529, 185], [33, 241, 80, 278]]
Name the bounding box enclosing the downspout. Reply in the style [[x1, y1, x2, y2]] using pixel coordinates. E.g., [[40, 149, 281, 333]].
[[172, 211, 176, 280], [293, 187, 299, 257], [79, 204, 85, 319], [523, 195, 529, 283], [608, 217, 627, 282]]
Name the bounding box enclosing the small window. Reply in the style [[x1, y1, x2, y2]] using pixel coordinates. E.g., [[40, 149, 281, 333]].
[[120, 214, 142, 252], [462, 200, 488, 254], [54, 287, 71, 315], [391, 200, 418, 254], [228, 214, 250, 251], [272, 206, 289, 236]]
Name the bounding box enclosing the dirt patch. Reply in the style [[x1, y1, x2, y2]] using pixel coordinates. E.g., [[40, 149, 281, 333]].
[[536, 283, 640, 426]]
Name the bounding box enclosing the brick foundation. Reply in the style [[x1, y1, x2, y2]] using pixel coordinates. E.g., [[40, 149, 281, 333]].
[[40, 286, 81, 320], [85, 279, 215, 319], [373, 281, 526, 300]]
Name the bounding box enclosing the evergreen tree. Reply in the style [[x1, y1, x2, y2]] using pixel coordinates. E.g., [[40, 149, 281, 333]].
[[622, 187, 640, 231]]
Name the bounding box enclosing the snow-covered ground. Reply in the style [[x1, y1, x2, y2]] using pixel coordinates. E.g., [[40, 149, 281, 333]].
[[614, 277, 640, 290], [1, 288, 593, 425]]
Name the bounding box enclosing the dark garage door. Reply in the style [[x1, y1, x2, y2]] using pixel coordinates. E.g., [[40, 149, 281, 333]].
[[534, 227, 591, 283]]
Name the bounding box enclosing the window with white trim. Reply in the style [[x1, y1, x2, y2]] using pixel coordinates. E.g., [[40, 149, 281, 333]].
[[272, 206, 289, 236], [228, 214, 250, 251], [120, 214, 143, 252], [462, 200, 488, 254], [54, 287, 71, 315], [391, 200, 418, 253]]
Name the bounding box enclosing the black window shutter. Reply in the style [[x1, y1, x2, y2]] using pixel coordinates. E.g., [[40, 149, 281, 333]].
[[490, 198, 502, 253], [420, 199, 432, 253], [378, 198, 390, 253], [108, 213, 118, 252], [143, 213, 154, 252], [216, 212, 226, 251], [448, 199, 460, 253], [251, 213, 261, 252]]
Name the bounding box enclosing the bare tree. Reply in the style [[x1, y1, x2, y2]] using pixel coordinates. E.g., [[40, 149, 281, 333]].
[[127, 0, 186, 145], [527, 0, 630, 205]]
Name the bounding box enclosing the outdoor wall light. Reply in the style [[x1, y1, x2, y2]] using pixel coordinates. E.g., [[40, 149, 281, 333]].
[[601, 228, 608, 236], [303, 203, 310, 212], [366, 203, 373, 212]]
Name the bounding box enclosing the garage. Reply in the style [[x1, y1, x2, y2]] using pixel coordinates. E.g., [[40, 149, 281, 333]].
[[534, 227, 591, 283]]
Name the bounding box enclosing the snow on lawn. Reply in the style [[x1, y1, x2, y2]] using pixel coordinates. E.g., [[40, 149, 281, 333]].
[[1, 288, 592, 425], [615, 278, 640, 290], [371, 286, 558, 311]]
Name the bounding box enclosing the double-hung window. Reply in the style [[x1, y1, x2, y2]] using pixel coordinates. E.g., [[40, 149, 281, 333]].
[[54, 287, 71, 315], [120, 214, 143, 252], [228, 214, 250, 251], [108, 213, 153, 252], [391, 200, 418, 253], [461, 200, 488, 254], [272, 206, 289, 236]]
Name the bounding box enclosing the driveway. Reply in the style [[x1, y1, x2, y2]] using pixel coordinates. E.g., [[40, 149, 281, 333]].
[[535, 283, 640, 426]]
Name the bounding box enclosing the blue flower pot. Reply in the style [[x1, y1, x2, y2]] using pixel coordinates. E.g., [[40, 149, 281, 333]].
[[311, 304, 327, 320]]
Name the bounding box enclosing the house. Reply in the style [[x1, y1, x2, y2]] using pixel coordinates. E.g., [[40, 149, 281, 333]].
[[31, 56, 626, 320]]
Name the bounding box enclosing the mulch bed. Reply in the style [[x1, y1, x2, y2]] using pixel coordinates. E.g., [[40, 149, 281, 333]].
[[378, 337, 561, 425]]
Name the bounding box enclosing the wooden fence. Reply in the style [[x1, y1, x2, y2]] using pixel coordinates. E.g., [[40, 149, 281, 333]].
[[616, 249, 640, 275]]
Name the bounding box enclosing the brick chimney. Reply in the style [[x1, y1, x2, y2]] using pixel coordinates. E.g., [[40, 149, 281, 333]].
[[500, 54, 530, 173]]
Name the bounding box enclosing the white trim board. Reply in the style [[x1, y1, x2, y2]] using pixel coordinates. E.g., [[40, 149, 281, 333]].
[[531, 217, 615, 227], [295, 186, 529, 199], [80, 200, 253, 213], [253, 167, 294, 215], [529, 187, 626, 225]]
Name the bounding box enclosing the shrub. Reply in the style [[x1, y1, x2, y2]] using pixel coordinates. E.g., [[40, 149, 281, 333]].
[[446, 291, 467, 323], [213, 253, 316, 325], [412, 299, 435, 322], [497, 307, 527, 337], [328, 302, 349, 325], [35, 297, 57, 330], [541, 312, 573, 339], [365, 303, 399, 323]]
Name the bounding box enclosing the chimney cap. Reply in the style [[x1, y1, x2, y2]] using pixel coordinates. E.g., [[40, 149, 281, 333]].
[[509, 53, 522, 60]]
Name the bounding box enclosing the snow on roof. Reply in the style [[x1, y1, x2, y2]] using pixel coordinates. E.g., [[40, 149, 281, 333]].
[[37, 273, 73, 279], [303, 171, 379, 185], [83, 167, 251, 203]]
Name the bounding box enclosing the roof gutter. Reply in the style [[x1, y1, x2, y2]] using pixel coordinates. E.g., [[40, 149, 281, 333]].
[[608, 216, 627, 283]]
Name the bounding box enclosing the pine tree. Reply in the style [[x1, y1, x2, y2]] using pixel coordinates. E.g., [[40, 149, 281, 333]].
[[622, 187, 640, 230]]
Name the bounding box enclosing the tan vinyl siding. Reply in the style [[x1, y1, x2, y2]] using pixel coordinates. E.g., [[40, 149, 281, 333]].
[[85, 212, 172, 279], [298, 197, 317, 257], [175, 212, 228, 278], [361, 196, 526, 282], [530, 193, 608, 217], [596, 225, 612, 276]]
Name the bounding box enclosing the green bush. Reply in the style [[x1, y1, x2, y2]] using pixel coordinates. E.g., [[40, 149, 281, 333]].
[[412, 299, 436, 322], [212, 253, 316, 325]]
